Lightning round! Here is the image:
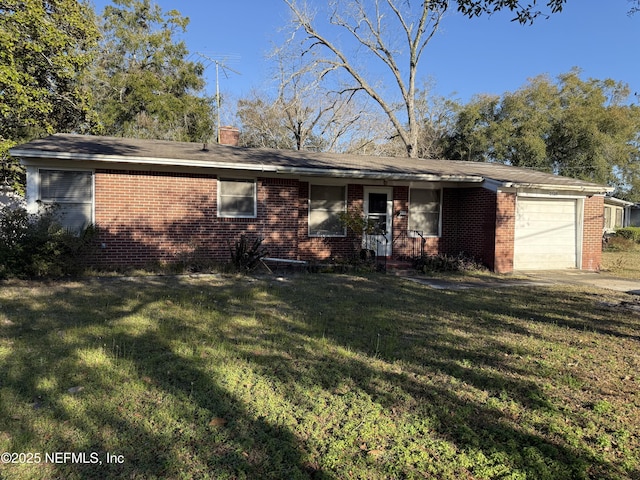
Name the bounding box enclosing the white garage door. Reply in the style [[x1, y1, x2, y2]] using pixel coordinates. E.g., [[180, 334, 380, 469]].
[[514, 198, 578, 270]]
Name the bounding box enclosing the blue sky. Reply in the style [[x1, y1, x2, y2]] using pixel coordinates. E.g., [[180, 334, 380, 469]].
[[91, 1, 639, 108]]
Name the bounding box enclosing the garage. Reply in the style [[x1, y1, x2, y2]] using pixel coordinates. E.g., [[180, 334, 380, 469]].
[[514, 197, 579, 270]]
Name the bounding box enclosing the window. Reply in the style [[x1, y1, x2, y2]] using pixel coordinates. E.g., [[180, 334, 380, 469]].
[[604, 206, 623, 231], [309, 184, 346, 236], [615, 208, 623, 229], [218, 179, 256, 217], [39, 169, 93, 231], [409, 188, 441, 236], [604, 206, 612, 230]]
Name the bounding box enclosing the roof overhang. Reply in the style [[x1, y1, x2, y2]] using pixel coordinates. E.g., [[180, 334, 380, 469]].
[[12, 149, 278, 173], [604, 196, 635, 207], [12, 149, 485, 183], [11, 140, 613, 193], [497, 181, 613, 196]]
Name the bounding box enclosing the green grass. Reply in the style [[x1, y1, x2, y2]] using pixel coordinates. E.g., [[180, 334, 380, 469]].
[[0, 273, 639, 479]]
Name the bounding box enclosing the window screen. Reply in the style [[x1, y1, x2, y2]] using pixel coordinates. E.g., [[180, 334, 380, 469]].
[[218, 179, 256, 217], [309, 185, 346, 236], [39, 170, 93, 232], [409, 188, 441, 236]]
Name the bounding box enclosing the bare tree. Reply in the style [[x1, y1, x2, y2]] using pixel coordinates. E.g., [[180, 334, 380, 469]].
[[282, 0, 567, 158], [283, 0, 447, 158], [237, 83, 381, 153], [238, 50, 384, 153], [237, 92, 292, 149], [282, 54, 395, 152]]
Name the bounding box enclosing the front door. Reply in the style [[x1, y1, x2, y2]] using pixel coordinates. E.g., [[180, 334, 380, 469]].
[[363, 187, 393, 257]]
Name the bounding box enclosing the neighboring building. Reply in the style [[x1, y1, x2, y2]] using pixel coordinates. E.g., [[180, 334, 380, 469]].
[[603, 196, 635, 233], [10, 134, 614, 273], [629, 204, 640, 228]]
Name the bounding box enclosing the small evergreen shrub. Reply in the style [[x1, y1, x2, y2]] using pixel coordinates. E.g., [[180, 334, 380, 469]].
[[228, 235, 269, 273], [0, 205, 98, 278]]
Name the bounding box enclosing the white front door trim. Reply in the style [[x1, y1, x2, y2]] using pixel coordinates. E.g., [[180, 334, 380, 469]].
[[363, 187, 393, 257]]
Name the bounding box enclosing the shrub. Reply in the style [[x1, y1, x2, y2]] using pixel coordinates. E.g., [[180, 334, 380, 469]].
[[228, 235, 268, 273], [615, 227, 640, 243], [413, 252, 487, 273], [337, 208, 389, 269], [604, 235, 636, 252], [0, 205, 98, 278], [338, 207, 379, 236]]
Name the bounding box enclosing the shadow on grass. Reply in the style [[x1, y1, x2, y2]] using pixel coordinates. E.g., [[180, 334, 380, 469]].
[[0, 278, 331, 479], [0, 274, 637, 479], [259, 274, 637, 479]]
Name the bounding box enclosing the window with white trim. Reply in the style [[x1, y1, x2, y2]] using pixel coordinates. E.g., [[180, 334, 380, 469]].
[[39, 169, 93, 232], [604, 206, 612, 230], [218, 179, 256, 218], [409, 188, 441, 236], [615, 208, 623, 229], [309, 184, 346, 236], [604, 205, 625, 231]]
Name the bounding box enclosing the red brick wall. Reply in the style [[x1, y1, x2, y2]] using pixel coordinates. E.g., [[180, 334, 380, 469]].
[[258, 178, 300, 259], [391, 186, 410, 258], [94, 170, 216, 265], [582, 195, 604, 271], [94, 170, 603, 274], [392, 186, 441, 258], [297, 183, 362, 261], [297, 184, 442, 261], [494, 192, 516, 273], [95, 170, 513, 271], [94, 171, 374, 266], [94, 170, 300, 266], [440, 187, 500, 270]]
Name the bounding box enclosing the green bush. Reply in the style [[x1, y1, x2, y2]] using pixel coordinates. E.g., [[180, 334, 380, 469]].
[[615, 227, 640, 243], [0, 205, 98, 278]]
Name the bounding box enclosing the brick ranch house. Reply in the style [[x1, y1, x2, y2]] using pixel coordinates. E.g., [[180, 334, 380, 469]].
[[10, 134, 613, 273]]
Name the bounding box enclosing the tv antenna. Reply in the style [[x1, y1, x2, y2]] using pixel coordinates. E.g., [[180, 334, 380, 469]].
[[195, 53, 241, 143]]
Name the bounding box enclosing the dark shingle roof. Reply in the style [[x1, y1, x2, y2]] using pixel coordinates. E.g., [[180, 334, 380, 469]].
[[11, 134, 611, 192]]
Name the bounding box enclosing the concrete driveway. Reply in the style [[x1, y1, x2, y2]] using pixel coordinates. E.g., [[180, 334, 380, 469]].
[[515, 270, 640, 295], [403, 270, 640, 295]]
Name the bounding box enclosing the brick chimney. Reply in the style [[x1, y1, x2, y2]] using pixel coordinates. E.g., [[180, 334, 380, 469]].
[[218, 126, 240, 146]]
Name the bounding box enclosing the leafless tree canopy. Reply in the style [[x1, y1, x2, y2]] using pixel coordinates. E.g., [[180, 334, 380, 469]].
[[237, 48, 389, 153], [283, 0, 448, 158], [281, 0, 567, 158]]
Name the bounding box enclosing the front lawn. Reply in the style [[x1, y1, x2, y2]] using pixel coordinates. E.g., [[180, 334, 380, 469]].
[[602, 246, 640, 279], [1, 274, 639, 479]]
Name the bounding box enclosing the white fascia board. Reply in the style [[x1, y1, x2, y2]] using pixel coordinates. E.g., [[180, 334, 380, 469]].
[[498, 182, 613, 195], [605, 196, 635, 207], [14, 149, 486, 183], [12, 150, 278, 173], [276, 165, 483, 182]]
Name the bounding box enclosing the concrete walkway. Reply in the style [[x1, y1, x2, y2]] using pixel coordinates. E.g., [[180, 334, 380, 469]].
[[403, 270, 640, 295]]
